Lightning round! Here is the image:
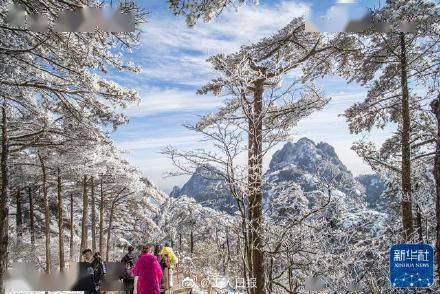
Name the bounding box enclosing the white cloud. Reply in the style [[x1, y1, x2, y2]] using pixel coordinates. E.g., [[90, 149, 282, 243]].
[[123, 1, 313, 116], [336, 0, 358, 3], [318, 4, 350, 32], [143, 1, 311, 52], [124, 86, 222, 116], [138, 1, 311, 85], [118, 133, 202, 151]]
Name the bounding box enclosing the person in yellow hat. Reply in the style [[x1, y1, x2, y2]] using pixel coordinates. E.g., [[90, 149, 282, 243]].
[[160, 241, 178, 287]]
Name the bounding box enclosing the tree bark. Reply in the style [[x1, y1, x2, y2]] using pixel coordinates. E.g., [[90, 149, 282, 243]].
[[70, 193, 74, 261], [226, 230, 231, 261], [247, 99, 255, 282], [106, 201, 115, 262], [0, 102, 9, 293], [16, 189, 22, 242], [236, 231, 240, 255], [248, 80, 266, 294], [431, 96, 440, 283], [288, 260, 293, 292], [190, 229, 194, 254], [90, 177, 96, 252], [416, 205, 423, 242], [57, 168, 65, 271], [28, 186, 35, 247], [80, 175, 89, 260], [399, 33, 414, 240], [268, 257, 274, 293], [38, 153, 51, 274], [99, 177, 105, 255]]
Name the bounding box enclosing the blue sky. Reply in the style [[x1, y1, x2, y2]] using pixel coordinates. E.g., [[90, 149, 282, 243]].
[[110, 0, 393, 193]]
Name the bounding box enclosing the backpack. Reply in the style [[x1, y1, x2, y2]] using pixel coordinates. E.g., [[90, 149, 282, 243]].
[[159, 254, 170, 269]]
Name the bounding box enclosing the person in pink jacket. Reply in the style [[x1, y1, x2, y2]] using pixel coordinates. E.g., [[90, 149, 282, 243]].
[[132, 244, 163, 294]]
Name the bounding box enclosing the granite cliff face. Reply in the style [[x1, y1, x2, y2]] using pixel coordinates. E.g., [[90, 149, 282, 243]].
[[170, 166, 236, 213]]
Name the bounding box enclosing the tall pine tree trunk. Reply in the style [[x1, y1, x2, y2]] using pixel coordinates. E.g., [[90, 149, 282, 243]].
[[16, 189, 22, 243], [70, 193, 74, 261], [226, 230, 231, 261], [28, 186, 35, 247], [106, 201, 115, 262], [268, 257, 274, 293], [57, 168, 65, 271], [416, 205, 423, 242], [236, 231, 241, 254], [0, 102, 9, 293], [399, 32, 414, 240], [190, 229, 194, 254], [38, 153, 51, 274], [249, 81, 265, 294], [99, 177, 105, 255], [431, 96, 440, 282], [91, 177, 96, 252], [80, 175, 89, 260], [247, 99, 255, 283]]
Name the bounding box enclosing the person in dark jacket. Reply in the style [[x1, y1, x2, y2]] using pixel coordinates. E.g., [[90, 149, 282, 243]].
[[94, 252, 107, 274], [72, 249, 105, 293], [121, 245, 137, 265], [154, 244, 170, 294], [120, 260, 135, 293]]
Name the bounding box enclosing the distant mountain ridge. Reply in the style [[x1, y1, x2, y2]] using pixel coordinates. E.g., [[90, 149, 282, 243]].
[[171, 138, 386, 212], [170, 166, 237, 213]]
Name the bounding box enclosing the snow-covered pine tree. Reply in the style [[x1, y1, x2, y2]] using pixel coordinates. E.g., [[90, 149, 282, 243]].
[[164, 17, 333, 293], [0, 0, 148, 288], [334, 0, 440, 241], [431, 95, 440, 280]]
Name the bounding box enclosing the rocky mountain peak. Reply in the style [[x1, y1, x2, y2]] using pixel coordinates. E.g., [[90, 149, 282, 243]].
[[269, 138, 349, 175]]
